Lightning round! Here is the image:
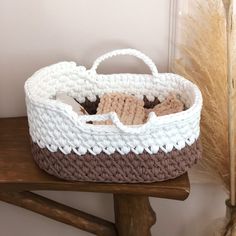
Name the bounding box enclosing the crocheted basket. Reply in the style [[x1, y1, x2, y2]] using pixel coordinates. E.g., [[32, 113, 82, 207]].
[[25, 49, 203, 183]]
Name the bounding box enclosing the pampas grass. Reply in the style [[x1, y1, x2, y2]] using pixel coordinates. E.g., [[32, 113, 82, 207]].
[[174, 0, 236, 234], [174, 0, 229, 187]]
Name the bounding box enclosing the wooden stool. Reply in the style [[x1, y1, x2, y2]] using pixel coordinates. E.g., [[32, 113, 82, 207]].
[[0, 117, 190, 236]]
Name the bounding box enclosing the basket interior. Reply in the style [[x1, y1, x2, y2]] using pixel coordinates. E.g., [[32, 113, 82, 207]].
[[78, 96, 161, 115]]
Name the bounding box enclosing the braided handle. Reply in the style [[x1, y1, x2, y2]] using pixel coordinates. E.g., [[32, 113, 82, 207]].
[[89, 49, 158, 77]]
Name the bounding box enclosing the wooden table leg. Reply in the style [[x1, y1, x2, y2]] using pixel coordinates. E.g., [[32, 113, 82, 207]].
[[113, 194, 156, 236]]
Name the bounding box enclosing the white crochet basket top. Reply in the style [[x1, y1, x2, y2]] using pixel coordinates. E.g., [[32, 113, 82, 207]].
[[25, 49, 202, 155]]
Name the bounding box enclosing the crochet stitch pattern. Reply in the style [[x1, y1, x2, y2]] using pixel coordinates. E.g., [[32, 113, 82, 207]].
[[25, 49, 203, 182], [96, 93, 184, 125], [32, 138, 201, 182], [25, 49, 202, 156], [96, 93, 146, 125], [148, 94, 184, 117]]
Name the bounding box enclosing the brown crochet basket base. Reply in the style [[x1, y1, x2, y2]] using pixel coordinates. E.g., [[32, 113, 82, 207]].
[[31, 139, 201, 183]]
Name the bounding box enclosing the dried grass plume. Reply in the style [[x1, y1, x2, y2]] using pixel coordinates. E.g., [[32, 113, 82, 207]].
[[173, 0, 230, 186]]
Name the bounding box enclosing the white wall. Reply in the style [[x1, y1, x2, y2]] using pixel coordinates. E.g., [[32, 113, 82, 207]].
[[0, 0, 228, 235], [0, 0, 170, 117]]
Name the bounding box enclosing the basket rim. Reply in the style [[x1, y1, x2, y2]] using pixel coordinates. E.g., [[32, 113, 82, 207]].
[[25, 61, 203, 135]]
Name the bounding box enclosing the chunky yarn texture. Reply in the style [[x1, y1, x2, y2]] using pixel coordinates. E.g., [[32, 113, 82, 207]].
[[25, 49, 203, 182], [96, 93, 146, 125], [32, 139, 201, 182]]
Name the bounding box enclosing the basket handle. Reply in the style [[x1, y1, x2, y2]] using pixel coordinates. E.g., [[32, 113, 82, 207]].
[[77, 112, 157, 134], [89, 49, 158, 77]]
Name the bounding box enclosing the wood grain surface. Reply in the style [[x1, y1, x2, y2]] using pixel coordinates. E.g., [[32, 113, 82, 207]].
[[114, 194, 156, 236], [0, 191, 117, 236]]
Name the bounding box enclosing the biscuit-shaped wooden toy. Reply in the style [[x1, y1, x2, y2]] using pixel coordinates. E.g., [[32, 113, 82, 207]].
[[149, 94, 184, 116], [96, 93, 146, 125]]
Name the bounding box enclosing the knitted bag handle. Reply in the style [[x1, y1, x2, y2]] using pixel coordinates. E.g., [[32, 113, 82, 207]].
[[89, 49, 159, 77]]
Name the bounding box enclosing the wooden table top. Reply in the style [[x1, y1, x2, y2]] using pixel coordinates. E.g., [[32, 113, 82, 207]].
[[0, 117, 190, 200]]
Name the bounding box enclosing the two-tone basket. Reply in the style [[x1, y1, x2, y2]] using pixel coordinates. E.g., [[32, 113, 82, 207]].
[[25, 49, 202, 183]]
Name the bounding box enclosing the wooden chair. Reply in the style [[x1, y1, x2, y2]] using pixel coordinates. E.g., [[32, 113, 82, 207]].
[[0, 117, 190, 236]]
